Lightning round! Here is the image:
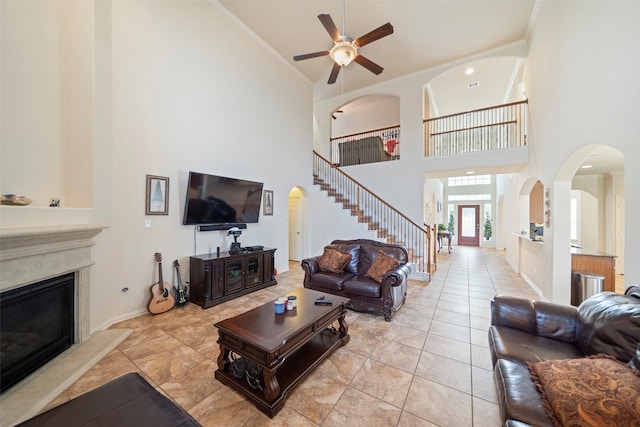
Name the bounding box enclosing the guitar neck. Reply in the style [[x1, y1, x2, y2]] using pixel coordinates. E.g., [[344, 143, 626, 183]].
[[174, 260, 186, 289], [157, 261, 165, 291]]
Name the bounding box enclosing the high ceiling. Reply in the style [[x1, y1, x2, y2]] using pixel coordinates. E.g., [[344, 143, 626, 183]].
[[219, 0, 536, 102], [218, 1, 624, 176]]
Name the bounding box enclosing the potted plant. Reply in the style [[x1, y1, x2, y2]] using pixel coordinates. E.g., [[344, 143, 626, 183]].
[[484, 213, 492, 240], [447, 213, 455, 236]]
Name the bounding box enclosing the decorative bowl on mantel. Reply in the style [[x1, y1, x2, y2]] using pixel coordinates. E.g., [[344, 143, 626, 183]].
[[1, 194, 32, 206]]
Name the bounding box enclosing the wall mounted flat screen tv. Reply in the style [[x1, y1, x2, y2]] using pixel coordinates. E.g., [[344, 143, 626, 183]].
[[183, 171, 264, 225]]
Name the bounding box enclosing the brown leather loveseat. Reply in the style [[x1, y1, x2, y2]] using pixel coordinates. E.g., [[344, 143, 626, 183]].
[[301, 239, 411, 321], [488, 286, 640, 426]]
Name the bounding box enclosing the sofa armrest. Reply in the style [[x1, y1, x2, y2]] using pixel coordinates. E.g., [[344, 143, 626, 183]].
[[491, 296, 578, 343], [381, 263, 411, 288], [301, 256, 321, 275], [301, 256, 322, 288]]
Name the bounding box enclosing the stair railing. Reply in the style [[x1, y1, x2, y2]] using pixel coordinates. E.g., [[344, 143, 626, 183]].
[[313, 150, 431, 275]]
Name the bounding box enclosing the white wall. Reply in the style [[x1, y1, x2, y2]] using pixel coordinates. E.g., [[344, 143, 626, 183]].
[[523, 1, 640, 301], [1, 1, 313, 332], [330, 95, 400, 138]]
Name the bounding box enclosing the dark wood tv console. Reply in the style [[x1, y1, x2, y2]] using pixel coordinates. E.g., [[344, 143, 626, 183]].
[[189, 248, 276, 308]]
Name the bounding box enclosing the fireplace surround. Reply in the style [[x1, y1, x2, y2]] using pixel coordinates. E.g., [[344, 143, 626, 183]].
[[0, 224, 105, 343], [0, 224, 133, 425]]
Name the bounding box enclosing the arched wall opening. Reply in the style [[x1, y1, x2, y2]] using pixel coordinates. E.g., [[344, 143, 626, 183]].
[[554, 144, 625, 298], [288, 186, 307, 262]]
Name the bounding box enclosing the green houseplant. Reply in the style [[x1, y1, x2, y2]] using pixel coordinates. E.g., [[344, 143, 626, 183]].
[[484, 213, 492, 240], [447, 213, 455, 236]]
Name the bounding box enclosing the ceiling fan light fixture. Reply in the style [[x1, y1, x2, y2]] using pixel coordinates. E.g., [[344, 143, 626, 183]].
[[330, 41, 357, 66]]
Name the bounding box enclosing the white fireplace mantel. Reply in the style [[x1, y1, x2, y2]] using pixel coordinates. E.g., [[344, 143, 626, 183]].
[[0, 224, 107, 342]]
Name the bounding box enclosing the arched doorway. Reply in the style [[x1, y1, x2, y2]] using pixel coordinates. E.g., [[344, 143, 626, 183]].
[[288, 187, 305, 261]]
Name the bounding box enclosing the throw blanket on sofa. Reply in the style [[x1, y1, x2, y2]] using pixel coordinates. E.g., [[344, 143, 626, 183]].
[[528, 354, 640, 427]]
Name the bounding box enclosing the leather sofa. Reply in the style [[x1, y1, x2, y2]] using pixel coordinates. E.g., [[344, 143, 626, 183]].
[[17, 372, 201, 427], [488, 286, 640, 426], [301, 239, 411, 321]]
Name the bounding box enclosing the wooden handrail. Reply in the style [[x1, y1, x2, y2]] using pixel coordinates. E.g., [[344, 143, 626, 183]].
[[423, 100, 528, 123], [429, 120, 517, 137], [330, 124, 401, 141], [313, 150, 428, 233]]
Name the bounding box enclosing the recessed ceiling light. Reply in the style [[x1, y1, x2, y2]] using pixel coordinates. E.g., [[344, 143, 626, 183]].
[[466, 170, 475, 175], [581, 165, 593, 169], [465, 67, 474, 75]]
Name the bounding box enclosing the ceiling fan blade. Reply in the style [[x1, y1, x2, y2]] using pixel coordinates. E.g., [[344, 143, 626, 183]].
[[354, 22, 394, 48], [328, 62, 341, 84], [293, 51, 329, 61], [354, 54, 384, 75], [318, 14, 342, 43]]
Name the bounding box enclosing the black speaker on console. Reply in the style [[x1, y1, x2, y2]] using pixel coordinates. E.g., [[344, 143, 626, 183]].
[[245, 245, 264, 252], [198, 223, 247, 232]]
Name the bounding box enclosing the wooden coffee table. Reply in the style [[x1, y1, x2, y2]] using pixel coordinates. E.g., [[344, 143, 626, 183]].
[[214, 288, 350, 417]]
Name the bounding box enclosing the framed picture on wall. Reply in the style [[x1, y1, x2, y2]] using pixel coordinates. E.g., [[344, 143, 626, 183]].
[[263, 190, 273, 216], [145, 175, 169, 215]]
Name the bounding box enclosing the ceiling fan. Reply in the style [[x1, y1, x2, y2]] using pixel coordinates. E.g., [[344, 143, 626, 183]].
[[293, 14, 393, 84]]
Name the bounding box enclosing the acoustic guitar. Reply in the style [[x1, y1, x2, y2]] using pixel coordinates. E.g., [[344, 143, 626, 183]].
[[173, 260, 189, 307], [148, 252, 175, 314]]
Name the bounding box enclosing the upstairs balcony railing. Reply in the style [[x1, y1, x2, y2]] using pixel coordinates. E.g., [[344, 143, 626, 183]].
[[330, 125, 400, 166], [424, 100, 528, 157]]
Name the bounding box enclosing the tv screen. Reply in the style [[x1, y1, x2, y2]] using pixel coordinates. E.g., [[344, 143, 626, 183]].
[[183, 171, 264, 225]]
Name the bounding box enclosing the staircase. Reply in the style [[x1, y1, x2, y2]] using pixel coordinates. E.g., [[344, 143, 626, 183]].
[[313, 151, 434, 279]]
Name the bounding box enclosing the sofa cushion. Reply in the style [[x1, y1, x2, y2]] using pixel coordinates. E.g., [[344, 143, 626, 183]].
[[494, 359, 553, 427], [528, 355, 640, 427], [359, 244, 406, 275], [576, 291, 640, 362], [343, 277, 381, 298], [331, 242, 361, 274], [318, 246, 352, 274], [489, 326, 584, 366], [310, 271, 354, 292], [365, 250, 401, 283]]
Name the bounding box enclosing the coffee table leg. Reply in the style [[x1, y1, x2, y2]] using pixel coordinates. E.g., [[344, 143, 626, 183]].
[[262, 368, 281, 402], [338, 314, 349, 339], [217, 344, 230, 372]]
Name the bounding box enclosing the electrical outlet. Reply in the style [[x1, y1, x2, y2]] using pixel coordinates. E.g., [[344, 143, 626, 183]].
[[144, 219, 151, 228]]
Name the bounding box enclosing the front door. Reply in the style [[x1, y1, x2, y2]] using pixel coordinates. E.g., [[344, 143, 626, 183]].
[[458, 205, 480, 246]]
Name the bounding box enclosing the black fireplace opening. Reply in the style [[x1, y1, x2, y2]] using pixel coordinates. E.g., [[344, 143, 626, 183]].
[[1, 273, 75, 393]]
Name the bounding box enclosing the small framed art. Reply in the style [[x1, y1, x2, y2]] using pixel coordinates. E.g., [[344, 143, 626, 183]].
[[263, 190, 273, 216], [145, 175, 169, 215]]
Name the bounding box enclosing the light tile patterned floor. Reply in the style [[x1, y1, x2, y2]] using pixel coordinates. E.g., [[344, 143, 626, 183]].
[[45, 247, 543, 426]]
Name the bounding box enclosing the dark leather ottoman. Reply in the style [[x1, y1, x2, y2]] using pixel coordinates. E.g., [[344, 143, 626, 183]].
[[17, 372, 200, 427]]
